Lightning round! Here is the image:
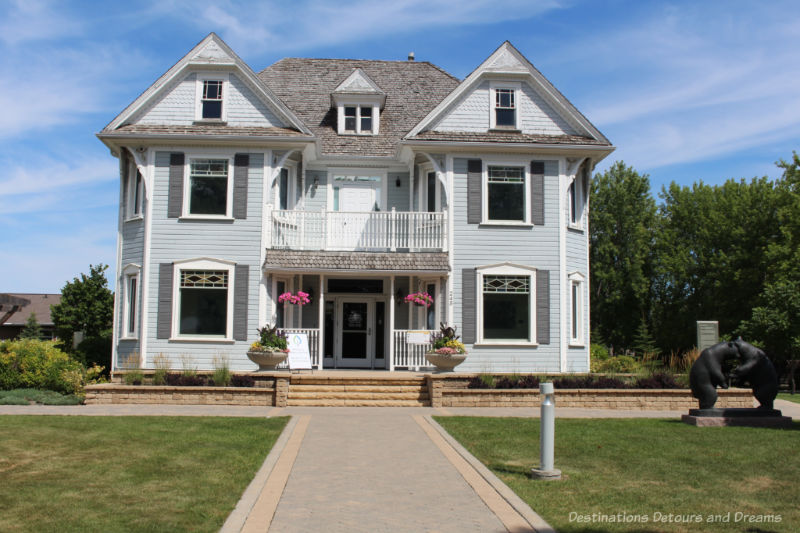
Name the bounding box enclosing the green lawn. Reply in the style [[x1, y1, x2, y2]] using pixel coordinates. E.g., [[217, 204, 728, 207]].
[[0, 416, 288, 532], [436, 417, 799, 532], [777, 392, 800, 404]]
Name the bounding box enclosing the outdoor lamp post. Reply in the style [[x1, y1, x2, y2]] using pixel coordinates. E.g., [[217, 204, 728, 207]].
[[530, 382, 562, 480]]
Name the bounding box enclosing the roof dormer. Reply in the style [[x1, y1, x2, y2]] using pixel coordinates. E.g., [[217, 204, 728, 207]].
[[331, 68, 385, 135]]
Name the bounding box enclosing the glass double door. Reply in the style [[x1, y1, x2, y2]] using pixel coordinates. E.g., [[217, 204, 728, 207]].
[[335, 298, 386, 369]]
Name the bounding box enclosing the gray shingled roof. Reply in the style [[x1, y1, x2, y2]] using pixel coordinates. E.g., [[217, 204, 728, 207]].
[[264, 251, 449, 272], [108, 124, 309, 138], [0, 293, 60, 326], [409, 130, 610, 146], [259, 59, 460, 157]]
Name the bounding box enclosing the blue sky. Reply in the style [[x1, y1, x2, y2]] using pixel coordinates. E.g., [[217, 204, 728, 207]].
[[1, 0, 798, 293]]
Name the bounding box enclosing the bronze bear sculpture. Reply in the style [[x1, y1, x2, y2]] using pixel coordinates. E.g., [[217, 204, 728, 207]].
[[732, 338, 778, 410], [689, 341, 739, 409]]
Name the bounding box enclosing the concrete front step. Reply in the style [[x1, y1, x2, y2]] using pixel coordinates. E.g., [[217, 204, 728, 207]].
[[290, 385, 427, 393], [287, 398, 430, 407], [289, 389, 428, 400]]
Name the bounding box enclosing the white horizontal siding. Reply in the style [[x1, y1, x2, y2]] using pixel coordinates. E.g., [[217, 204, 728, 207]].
[[433, 81, 490, 132], [133, 72, 285, 128], [144, 151, 265, 371], [433, 80, 578, 136], [451, 157, 562, 373], [226, 74, 284, 127], [136, 74, 197, 125], [518, 83, 577, 135]]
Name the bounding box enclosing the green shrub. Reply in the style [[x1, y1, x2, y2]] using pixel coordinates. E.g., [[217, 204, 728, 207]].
[[152, 353, 170, 385], [592, 355, 641, 373], [123, 370, 144, 385], [0, 339, 84, 394], [212, 355, 232, 387], [589, 344, 611, 372], [0, 388, 82, 405]]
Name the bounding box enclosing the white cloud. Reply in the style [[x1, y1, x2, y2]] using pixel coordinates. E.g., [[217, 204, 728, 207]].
[[561, 2, 800, 170], [185, 0, 564, 53], [0, 0, 83, 45]]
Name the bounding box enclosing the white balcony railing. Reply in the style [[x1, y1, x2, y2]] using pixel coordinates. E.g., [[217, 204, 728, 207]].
[[269, 207, 447, 252], [393, 329, 434, 370]]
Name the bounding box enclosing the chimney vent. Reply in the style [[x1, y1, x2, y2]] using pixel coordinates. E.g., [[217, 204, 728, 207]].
[[408, 52, 415, 61]]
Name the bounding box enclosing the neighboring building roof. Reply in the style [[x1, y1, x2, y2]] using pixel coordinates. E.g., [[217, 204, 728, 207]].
[[259, 58, 460, 157], [408, 130, 608, 145], [264, 251, 450, 272], [0, 293, 60, 326]]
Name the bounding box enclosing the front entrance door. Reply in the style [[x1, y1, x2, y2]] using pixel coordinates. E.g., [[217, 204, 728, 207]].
[[337, 299, 373, 368]]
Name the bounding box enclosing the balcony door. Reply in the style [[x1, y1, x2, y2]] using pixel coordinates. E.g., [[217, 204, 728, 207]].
[[330, 174, 383, 250]]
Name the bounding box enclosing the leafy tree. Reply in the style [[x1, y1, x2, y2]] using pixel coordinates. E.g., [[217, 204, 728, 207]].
[[739, 153, 800, 368], [590, 161, 657, 352], [19, 313, 43, 340], [50, 264, 114, 367], [652, 177, 781, 352]]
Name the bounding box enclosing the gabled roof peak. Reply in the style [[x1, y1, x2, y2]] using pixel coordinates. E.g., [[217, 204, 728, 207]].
[[333, 68, 385, 95]]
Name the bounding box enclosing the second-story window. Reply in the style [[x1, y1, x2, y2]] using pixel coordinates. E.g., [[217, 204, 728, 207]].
[[201, 80, 223, 119], [189, 159, 229, 216], [486, 166, 526, 222]]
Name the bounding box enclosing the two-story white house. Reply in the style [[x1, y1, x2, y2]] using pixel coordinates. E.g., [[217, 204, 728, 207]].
[[98, 33, 613, 373]]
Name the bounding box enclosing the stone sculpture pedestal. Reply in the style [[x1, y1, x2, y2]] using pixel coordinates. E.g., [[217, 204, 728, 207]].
[[681, 408, 792, 428]]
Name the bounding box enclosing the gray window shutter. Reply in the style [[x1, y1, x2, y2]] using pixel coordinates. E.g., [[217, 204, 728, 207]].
[[536, 270, 550, 344], [233, 154, 249, 219], [234, 264, 249, 341], [531, 161, 545, 225], [157, 263, 174, 339], [467, 159, 482, 224], [167, 153, 184, 219], [461, 268, 476, 344]]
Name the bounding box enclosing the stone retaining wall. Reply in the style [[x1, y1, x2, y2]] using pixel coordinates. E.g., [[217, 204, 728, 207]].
[[84, 384, 279, 406], [437, 387, 754, 409]]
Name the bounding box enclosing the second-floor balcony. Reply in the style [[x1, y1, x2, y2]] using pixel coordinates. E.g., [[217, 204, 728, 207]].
[[268, 207, 448, 252]]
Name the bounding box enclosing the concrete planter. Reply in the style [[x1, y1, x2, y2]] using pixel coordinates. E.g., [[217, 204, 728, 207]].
[[247, 349, 288, 371], [425, 352, 467, 372]]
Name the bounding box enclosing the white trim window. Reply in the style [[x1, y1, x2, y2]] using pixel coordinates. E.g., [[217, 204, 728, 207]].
[[195, 74, 228, 122], [418, 166, 442, 213], [337, 104, 379, 135], [569, 272, 586, 346], [568, 178, 584, 229], [173, 259, 235, 340], [489, 82, 520, 129], [272, 276, 291, 328], [476, 263, 537, 345], [415, 279, 440, 330], [484, 165, 528, 223], [275, 164, 297, 211], [126, 159, 144, 220], [122, 264, 141, 339], [185, 158, 232, 217]]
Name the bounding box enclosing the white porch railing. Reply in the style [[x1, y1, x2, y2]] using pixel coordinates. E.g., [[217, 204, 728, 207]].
[[393, 330, 434, 370], [277, 328, 320, 369], [270, 208, 447, 252]]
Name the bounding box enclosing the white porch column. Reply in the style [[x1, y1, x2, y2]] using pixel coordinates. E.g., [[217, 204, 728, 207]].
[[318, 274, 325, 370], [389, 275, 395, 371]]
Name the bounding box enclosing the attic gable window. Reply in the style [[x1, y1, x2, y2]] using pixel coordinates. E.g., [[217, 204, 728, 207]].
[[202, 80, 223, 119], [495, 89, 515, 126], [489, 82, 521, 129]]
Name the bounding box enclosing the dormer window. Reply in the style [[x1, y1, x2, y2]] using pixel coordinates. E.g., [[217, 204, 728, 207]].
[[340, 104, 376, 134], [331, 68, 385, 136], [489, 82, 520, 129], [202, 80, 223, 119]]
